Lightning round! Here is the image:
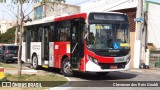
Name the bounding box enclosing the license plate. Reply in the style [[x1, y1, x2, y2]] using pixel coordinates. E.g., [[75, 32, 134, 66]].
[[13, 57, 18, 59], [110, 65, 117, 69]]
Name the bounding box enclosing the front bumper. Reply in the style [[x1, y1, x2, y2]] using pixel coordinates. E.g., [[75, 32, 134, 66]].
[[86, 60, 130, 72]]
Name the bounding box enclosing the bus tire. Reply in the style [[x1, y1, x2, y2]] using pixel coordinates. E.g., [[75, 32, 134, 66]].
[[61, 58, 73, 77], [32, 55, 40, 70], [96, 72, 109, 76]]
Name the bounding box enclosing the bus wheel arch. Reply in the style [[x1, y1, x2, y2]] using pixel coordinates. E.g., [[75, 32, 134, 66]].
[[61, 55, 69, 67], [61, 55, 73, 77], [32, 53, 40, 70]]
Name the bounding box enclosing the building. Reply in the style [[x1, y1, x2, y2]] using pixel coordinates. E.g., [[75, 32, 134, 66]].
[[81, 0, 139, 68], [146, 1, 160, 49], [0, 19, 16, 34], [81, 0, 138, 12], [144, 1, 160, 68], [33, 2, 80, 20]]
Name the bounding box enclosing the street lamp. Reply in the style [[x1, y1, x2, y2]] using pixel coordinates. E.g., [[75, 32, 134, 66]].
[[24, 16, 32, 23]]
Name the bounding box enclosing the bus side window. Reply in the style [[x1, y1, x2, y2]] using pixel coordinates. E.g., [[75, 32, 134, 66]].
[[60, 28, 64, 41], [23, 29, 26, 42], [38, 27, 42, 42], [57, 21, 71, 42], [66, 28, 70, 41], [30, 26, 42, 42], [0, 47, 2, 54], [72, 26, 76, 41], [31, 28, 35, 42], [50, 25, 55, 42]]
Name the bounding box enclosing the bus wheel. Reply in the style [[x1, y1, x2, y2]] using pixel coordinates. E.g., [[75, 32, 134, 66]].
[[96, 72, 109, 76], [32, 55, 40, 70], [61, 58, 73, 77]]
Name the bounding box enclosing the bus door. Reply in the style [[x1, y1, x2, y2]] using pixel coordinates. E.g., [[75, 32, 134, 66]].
[[42, 27, 49, 67], [71, 19, 85, 68], [25, 29, 31, 62]]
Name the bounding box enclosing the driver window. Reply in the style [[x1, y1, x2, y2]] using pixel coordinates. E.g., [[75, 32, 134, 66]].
[[88, 32, 95, 44], [117, 29, 125, 42]]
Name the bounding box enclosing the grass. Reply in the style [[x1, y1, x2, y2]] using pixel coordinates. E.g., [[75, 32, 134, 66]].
[[0, 62, 68, 89], [0, 62, 16, 68], [5, 73, 67, 81], [0, 73, 68, 90]]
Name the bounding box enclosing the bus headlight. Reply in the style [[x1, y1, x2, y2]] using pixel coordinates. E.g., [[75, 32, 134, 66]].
[[88, 55, 99, 65], [126, 56, 130, 64]]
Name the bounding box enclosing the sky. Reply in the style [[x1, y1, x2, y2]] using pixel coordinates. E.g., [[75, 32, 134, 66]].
[[0, 0, 91, 20], [66, 0, 88, 5], [0, 0, 160, 20]]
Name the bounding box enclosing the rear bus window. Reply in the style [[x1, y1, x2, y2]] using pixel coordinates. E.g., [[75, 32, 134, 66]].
[[7, 46, 18, 50]]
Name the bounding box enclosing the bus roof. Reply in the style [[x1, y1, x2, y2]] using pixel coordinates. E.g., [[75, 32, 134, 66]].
[[24, 13, 87, 26], [24, 12, 126, 26], [54, 13, 87, 22], [24, 16, 53, 26]]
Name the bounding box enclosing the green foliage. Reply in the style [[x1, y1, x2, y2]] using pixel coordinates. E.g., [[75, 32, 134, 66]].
[[0, 27, 16, 44], [0, 0, 6, 3]]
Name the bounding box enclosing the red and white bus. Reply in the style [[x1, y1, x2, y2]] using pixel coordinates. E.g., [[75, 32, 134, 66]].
[[22, 12, 130, 76]]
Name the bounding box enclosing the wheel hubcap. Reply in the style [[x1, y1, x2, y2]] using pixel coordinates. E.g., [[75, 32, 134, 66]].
[[33, 57, 37, 68], [63, 61, 72, 75]]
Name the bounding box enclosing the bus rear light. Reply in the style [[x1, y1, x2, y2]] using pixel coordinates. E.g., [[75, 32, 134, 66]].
[[88, 55, 99, 65]]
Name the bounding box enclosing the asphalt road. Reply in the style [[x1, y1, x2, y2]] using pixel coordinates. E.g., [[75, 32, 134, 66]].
[[68, 70, 160, 89], [7, 62, 160, 90]]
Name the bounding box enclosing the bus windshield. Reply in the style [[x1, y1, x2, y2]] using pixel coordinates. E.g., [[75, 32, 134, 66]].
[[87, 23, 129, 50]]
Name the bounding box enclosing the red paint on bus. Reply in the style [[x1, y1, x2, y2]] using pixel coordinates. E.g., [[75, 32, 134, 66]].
[[54, 13, 87, 22]]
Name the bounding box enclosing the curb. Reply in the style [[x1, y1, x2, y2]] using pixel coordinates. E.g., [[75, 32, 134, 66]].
[[48, 77, 71, 90], [0, 67, 6, 81]]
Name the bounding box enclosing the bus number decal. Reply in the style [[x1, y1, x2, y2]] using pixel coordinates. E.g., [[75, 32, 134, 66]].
[[32, 45, 40, 50]]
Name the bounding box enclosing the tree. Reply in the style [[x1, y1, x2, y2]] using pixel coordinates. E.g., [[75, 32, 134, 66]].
[[0, 27, 16, 44], [0, 0, 65, 76]]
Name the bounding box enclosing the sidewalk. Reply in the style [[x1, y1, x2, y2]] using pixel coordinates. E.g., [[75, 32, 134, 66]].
[[130, 68, 160, 75], [4, 69, 38, 75], [4, 64, 38, 75]]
